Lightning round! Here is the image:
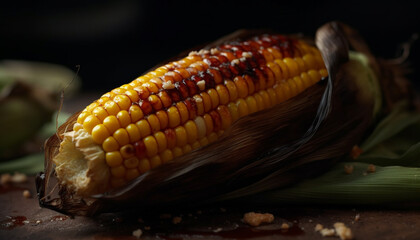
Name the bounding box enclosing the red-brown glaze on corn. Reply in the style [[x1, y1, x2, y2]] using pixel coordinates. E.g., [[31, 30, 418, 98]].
[[74, 35, 327, 189]]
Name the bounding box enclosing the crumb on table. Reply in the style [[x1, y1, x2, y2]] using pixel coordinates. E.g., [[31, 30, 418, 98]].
[[132, 229, 142, 238], [334, 222, 353, 240], [23, 190, 31, 198], [243, 212, 274, 227]]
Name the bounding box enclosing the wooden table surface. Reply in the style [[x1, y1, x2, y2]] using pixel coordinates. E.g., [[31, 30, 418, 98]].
[[1, 176, 420, 240]]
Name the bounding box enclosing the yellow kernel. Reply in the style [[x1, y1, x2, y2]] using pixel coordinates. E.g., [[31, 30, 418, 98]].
[[103, 136, 119, 152], [154, 131, 167, 153], [91, 124, 110, 144], [160, 149, 173, 163], [172, 147, 183, 158], [266, 88, 278, 106], [319, 69, 329, 78], [245, 96, 258, 114], [144, 82, 159, 93], [184, 120, 198, 144], [300, 72, 312, 89], [203, 114, 214, 135], [194, 116, 207, 139], [176, 102, 189, 124], [126, 124, 141, 142], [287, 79, 298, 97], [111, 178, 126, 188], [294, 58, 306, 72], [73, 123, 83, 131], [138, 158, 151, 173], [148, 94, 163, 111], [136, 119, 152, 138], [156, 110, 168, 130], [175, 126, 187, 147], [236, 98, 249, 117], [125, 89, 139, 103], [113, 128, 130, 146], [207, 132, 218, 143], [283, 58, 299, 77], [217, 105, 232, 130], [129, 105, 144, 123], [120, 144, 135, 158], [227, 102, 239, 122], [97, 96, 110, 105], [274, 59, 290, 80], [125, 168, 140, 181], [244, 75, 255, 95], [117, 110, 131, 128], [103, 115, 120, 134], [147, 114, 161, 132], [293, 76, 304, 94], [92, 107, 108, 122], [124, 157, 139, 169], [104, 100, 120, 116], [267, 62, 282, 81], [86, 102, 99, 112], [216, 85, 230, 105], [111, 88, 124, 94], [224, 80, 238, 102], [200, 92, 212, 113], [268, 47, 282, 59], [262, 49, 274, 62], [258, 90, 271, 108], [308, 69, 322, 85], [234, 76, 248, 99], [106, 151, 123, 167], [113, 95, 131, 111], [110, 165, 126, 178], [193, 95, 204, 115], [182, 144, 192, 154], [77, 111, 89, 124], [150, 155, 161, 168], [199, 137, 209, 146], [167, 106, 181, 128], [143, 136, 158, 158], [302, 54, 317, 70], [191, 141, 200, 150], [83, 115, 101, 134], [253, 92, 265, 111]]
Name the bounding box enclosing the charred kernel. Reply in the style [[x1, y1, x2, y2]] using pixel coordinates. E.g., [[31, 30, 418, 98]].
[[176, 81, 190, 99], [184, 99, 197, 120], [106, 151, 123, 167], [92, 107, 108, 122], [176, 102, 189, 124], [120, 144, 135, 158], [172, 147, 183, 158], [150, 155, 161, 169], [216, 84, 230, 105], [91, 124, 110, 144], [139, 100, 153, 115], [143, 136, 158, 158], [254, 68, 267, 90], [158, 91, 172, 108], [129, 105, 144, 123], [167, 106, 181, 128], [117, 110, 131, 128], [262, 66, 275, 88], [207, 89, 220, 110], [83, 115, 101, 134], [148, 95, 163, 111], [217, 106, 232, 130], [234, 76, 248, 98], [166, 71, 183, 82], [207, 68, 223, 84], [175, 68, 191, 79], [134, 141, 147, 159], [236, 98, 249, 117], [154, 131, 167, 153], [111, 165, 126, 178], [160, 149, 173, 163], [125, 89, 140, 103], [113, 95, 131, 111], [194, 116, 207, 139], [268, 47, 282, 59], [124, 157, 139, 169], [184, 79, 199, 96], [227, 102, 239, 122], [147, 114, 161, 132], [126, 123, 141, 142], [138, 158, 151, 173], [136, 86, 150, 100], [224, 80, 238, 101], [244, 75, 256, 95], [203, 113, 214, 135], [113, 128, 130, 146], [103, 136, 119, 152], [209, 110, 222, 132], [193, 95, 204, 115], [164, 129, 177, 149], [104, 100, 120, 116], [166, 88, 182, 102], [125, 168, 140, 181], [136, 119, 152, 138], [175, 126, 188, 147]]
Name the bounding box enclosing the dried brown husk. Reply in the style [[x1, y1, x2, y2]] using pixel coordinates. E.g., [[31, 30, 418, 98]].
[[38, 21, 406, 216]]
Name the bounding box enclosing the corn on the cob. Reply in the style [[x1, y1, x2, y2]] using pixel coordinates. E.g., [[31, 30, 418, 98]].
[[53, 35, 327, 195]]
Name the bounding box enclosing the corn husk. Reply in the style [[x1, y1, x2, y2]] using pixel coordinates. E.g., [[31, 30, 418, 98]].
[[38, 21, 415, 216]]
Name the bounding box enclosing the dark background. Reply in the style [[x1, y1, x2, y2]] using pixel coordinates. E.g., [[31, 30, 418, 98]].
[[1, 0, 419, 92]]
